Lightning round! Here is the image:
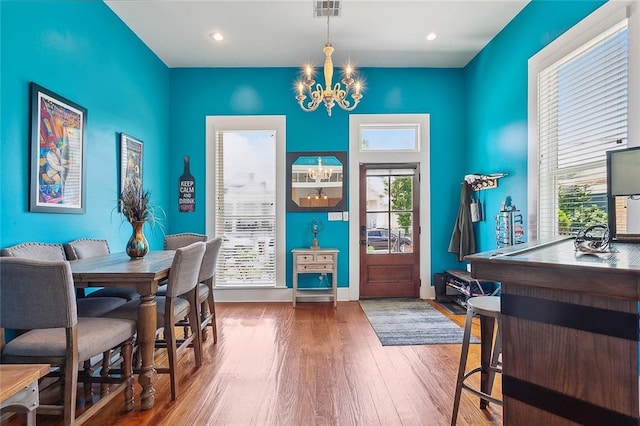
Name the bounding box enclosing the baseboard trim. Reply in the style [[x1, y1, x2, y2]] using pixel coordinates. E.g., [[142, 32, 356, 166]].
[[214, 287, 350, 303]]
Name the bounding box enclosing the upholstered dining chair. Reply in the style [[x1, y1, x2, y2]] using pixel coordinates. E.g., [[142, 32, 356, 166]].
[[0, 257, 136, 425], [157, 233, 208, 299], [1, 242, 126, 317], [159, 233, 219, 343], [163, 233, 208, 250], [195, 237, 223, 343], [105, 241, 206, 400], [63, 238, 140, 301]]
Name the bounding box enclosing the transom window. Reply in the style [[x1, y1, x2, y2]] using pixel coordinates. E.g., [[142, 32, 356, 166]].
[[360, 125, 419, 152]]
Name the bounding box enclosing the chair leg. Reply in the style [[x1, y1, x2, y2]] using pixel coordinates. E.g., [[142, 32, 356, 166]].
[[166, 320, 179, 401], [82, 359, 93, 402], [201, 300, 209, 341], [189, 304, 203, 367], [122, 338, 135, 411], [100, 350, 111, 396], [207, 286, 217, 344], [487, 319, 502, 396], [64, 352, 79, 425], [451, 306, 474, 426]]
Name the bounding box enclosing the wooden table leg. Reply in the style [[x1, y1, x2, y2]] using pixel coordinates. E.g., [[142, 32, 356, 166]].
[[479, 315, 496, 409], [136, 286, 158, 410]]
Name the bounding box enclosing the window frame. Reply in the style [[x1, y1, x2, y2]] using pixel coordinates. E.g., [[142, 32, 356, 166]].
[[205, 116, 286, 289], [527, 3, 632, 240]]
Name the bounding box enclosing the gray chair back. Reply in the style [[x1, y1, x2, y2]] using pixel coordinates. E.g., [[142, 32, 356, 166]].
[[164, 233, 207, 250], [166, 242, 206, 298], [1, 242, 67, 261], [0, 257, 77, 330], [64, 238, 110, 260], [198, 237, 222, 283]]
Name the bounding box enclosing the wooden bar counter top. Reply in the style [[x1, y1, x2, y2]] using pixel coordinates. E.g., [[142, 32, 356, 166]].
[[465, 237, 640, 425]]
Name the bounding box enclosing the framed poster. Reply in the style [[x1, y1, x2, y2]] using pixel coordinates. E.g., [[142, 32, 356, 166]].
[[120, 133, 143, 194], [30, 83, 87, 213]]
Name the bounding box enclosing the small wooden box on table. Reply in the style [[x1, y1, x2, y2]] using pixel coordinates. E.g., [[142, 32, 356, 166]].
[[292, 248, 338, 307]]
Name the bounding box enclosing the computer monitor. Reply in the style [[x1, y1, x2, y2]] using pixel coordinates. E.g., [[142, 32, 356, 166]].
[[606, 146, 640, 240]]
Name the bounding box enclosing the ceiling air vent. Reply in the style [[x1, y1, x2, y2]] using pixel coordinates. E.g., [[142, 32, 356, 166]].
[[314, 0, 341, 18]]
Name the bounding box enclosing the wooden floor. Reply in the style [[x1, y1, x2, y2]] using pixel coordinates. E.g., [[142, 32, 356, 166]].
[[4, 300, 502, 426]]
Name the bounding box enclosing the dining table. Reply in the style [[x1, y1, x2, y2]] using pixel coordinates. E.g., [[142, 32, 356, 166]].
[[69, 250, 175, 410]]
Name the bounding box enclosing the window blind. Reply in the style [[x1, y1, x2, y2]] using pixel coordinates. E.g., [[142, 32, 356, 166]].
[[537, 20, 628, 238], [214, 130, 277, 286]]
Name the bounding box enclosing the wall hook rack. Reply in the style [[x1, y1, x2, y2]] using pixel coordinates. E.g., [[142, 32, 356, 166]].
[[465, 173, 507, 191]]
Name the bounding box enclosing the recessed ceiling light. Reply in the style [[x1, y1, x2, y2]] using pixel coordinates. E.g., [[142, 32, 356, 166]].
[[426, 33, 437, 41], [210, 32, 224, 41]]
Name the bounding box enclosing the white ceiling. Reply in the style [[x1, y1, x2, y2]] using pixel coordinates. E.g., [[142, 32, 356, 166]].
[[105, 0, 530, 68]]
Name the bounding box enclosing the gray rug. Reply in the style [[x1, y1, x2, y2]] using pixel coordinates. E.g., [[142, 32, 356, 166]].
[[360, 298, 479, 346]]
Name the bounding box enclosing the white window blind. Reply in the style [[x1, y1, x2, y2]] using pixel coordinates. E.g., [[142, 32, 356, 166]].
[[537, 20, 628, 238], [214, 130, 277, 286]]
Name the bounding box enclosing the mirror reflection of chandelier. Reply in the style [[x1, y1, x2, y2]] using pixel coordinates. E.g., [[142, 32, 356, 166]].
[[308, 157, 333, 181], [295, 0, 363, 116]]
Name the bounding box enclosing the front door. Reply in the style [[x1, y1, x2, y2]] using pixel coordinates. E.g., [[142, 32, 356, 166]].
[[359, 163, 420, 298]]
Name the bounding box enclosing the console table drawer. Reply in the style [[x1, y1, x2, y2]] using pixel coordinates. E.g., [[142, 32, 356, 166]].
[[295, 253, 335, 264], [297, 263, 333, 273]]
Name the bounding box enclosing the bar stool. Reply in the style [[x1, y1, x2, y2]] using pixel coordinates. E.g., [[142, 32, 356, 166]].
[[451, 295, 502, 425]]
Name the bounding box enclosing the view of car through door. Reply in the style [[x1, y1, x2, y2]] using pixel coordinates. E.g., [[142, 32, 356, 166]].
[[359, 163, 420, 298]]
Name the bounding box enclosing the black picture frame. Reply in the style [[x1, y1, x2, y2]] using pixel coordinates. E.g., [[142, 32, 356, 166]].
[[29, 83, 87, 214]]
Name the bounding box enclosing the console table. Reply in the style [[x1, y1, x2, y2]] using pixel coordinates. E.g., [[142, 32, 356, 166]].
[[465, 237, 640, 425], [291, 248, 338, 307]]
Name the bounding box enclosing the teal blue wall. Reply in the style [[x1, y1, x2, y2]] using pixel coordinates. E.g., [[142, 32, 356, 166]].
[[168, 67, 466, 286], [464, 0, 605, 252], [0, 0, 609, 288], [0, 1, 170, 250]]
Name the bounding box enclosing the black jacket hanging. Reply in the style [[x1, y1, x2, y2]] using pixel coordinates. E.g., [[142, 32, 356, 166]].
[[448, 182, 476, 261]]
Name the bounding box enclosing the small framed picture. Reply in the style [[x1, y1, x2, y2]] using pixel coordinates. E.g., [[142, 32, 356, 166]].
[[120, 133, 143, 194], [30, 82, 87, 213]]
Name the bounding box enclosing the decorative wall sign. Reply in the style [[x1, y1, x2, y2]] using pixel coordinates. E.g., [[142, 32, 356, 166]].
[[30, 82, 87, 213], [178, 156, 195, 212]]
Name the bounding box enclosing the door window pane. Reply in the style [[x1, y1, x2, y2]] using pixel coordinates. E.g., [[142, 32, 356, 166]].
[[365, 168, 415, 254]]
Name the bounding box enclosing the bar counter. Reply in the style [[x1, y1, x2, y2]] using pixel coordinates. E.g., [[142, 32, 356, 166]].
[[465, 237, 640, 425]]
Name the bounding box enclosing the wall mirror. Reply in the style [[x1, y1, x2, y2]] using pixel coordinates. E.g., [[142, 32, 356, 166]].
[[287, 151, 347, 212]]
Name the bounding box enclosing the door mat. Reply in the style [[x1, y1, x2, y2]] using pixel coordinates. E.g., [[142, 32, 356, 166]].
[[359, 298, 479, 346]]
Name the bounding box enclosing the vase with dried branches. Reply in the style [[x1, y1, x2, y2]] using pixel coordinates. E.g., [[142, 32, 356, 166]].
[[119, 182, 162, 259]]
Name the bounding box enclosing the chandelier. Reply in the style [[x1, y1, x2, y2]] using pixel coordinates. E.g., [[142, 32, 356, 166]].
[[308, 157, 333, 181], [295, 2, 363, 116]]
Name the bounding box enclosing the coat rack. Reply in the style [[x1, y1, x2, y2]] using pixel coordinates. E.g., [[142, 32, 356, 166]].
[[465, 173, 507, 191]]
